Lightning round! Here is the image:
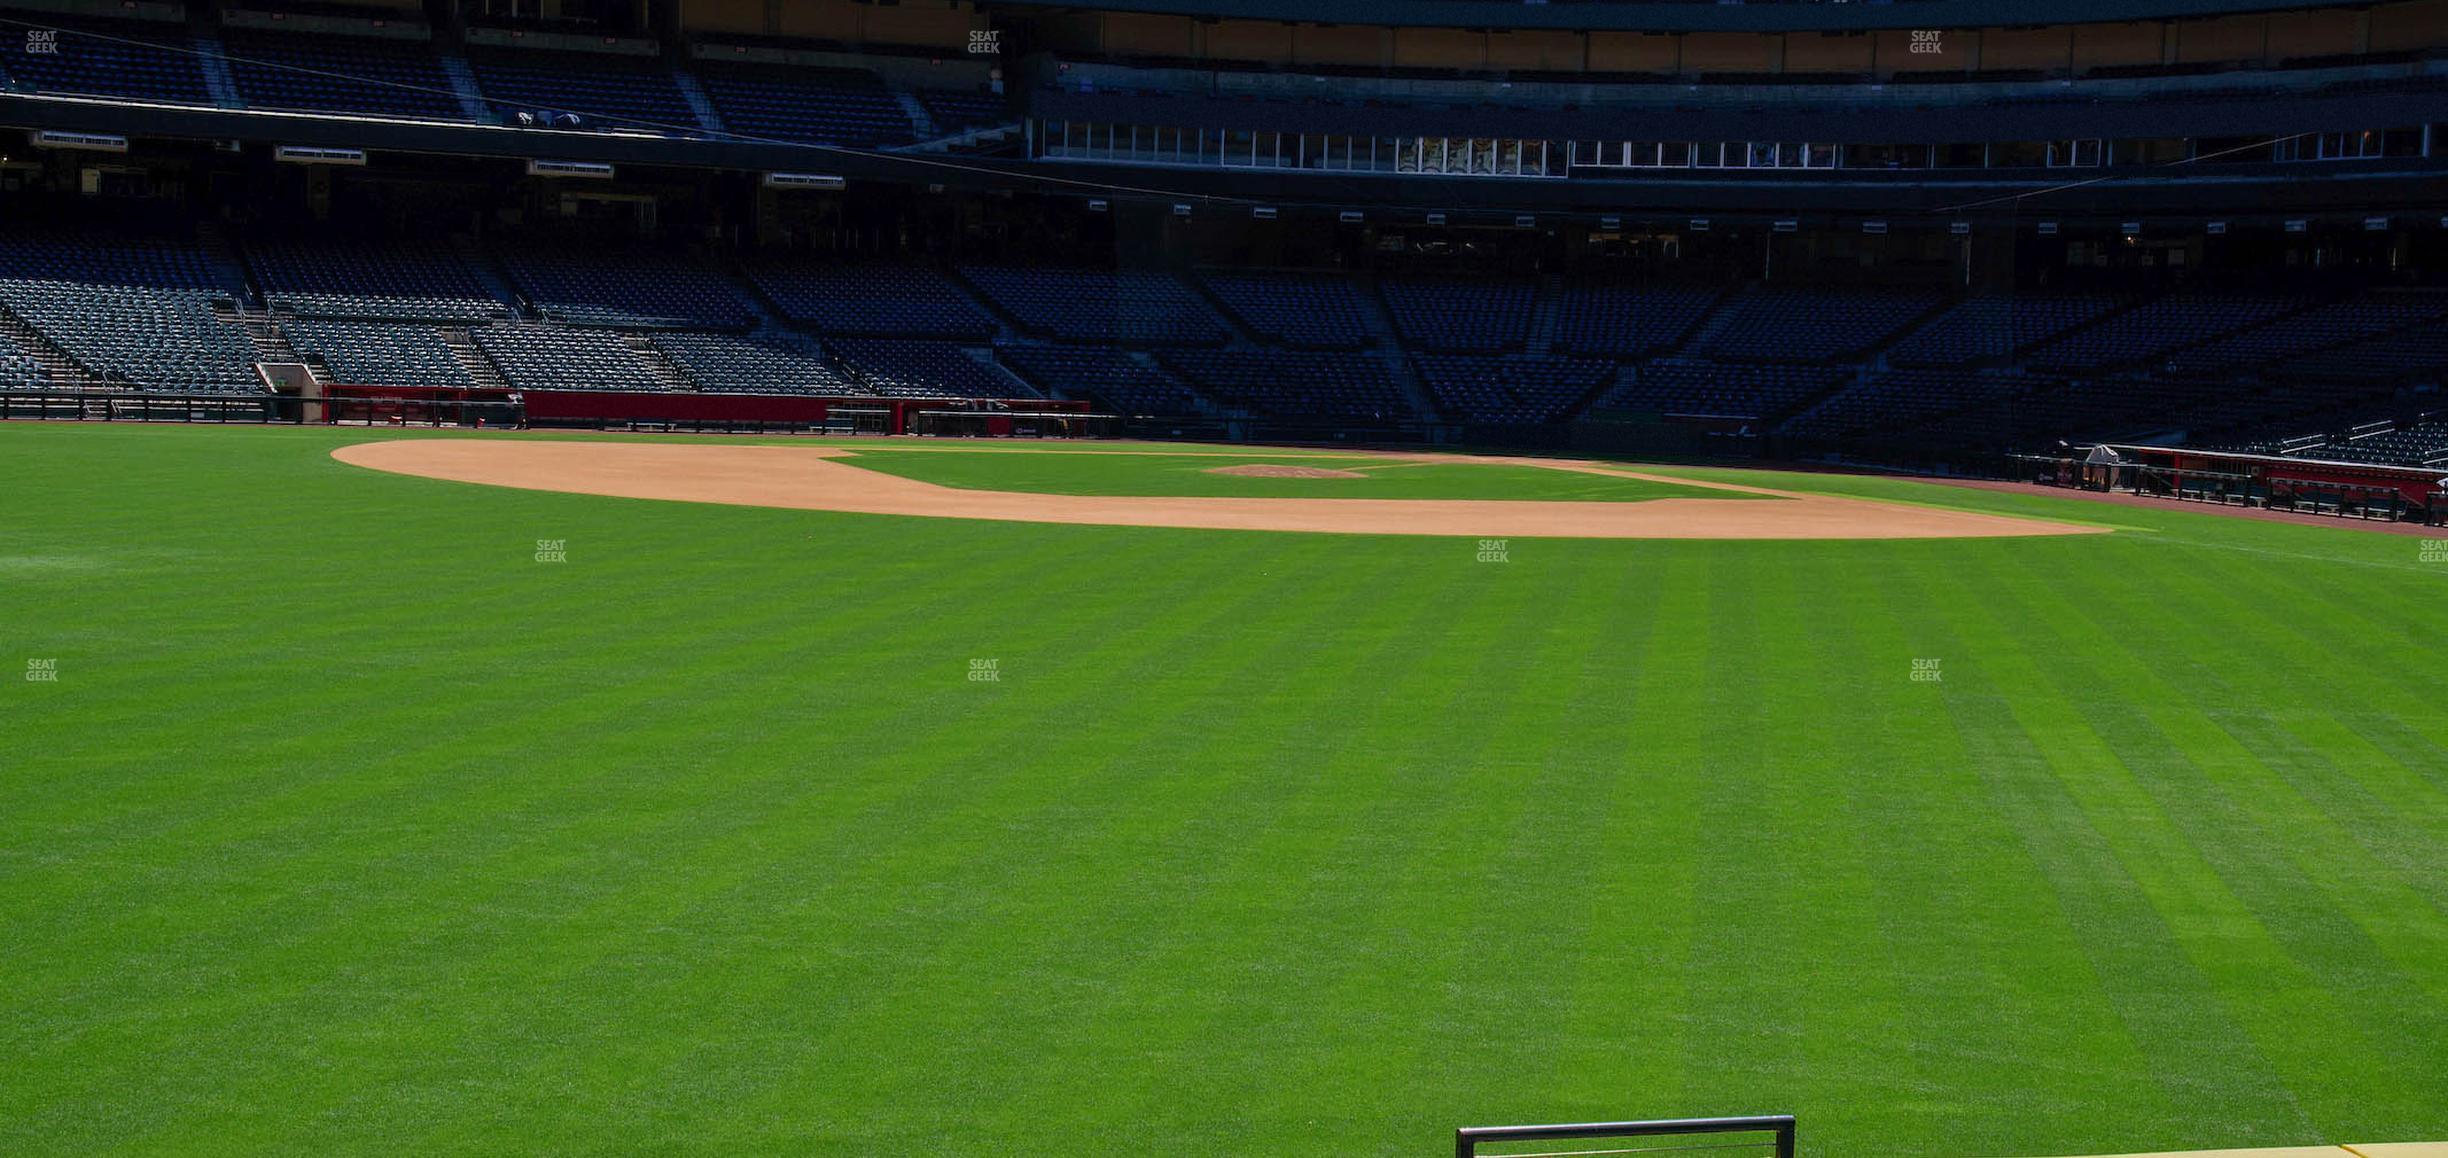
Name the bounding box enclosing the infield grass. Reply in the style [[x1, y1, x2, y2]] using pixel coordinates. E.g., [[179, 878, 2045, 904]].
[[3, 423, 2444, 1157]]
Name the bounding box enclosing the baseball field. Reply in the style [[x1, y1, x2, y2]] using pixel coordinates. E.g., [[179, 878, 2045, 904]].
[[5, 421, 2445, 1156]]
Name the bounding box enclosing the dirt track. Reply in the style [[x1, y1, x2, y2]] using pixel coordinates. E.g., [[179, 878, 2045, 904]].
[[331, 439, 2111, 541]]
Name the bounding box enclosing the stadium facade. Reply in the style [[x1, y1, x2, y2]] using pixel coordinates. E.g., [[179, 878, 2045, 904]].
[[0, 0, 2443, 476]]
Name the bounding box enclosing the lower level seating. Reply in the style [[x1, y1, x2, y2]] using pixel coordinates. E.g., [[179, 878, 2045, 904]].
[[1694, 286, 1946, 362], [829, 339, 1032, 398], [1001, 347, 1203, 415], [283, 320, 474, 388], [2304, 422, 2448, 466], [1380, 278, 1533, 353], [1886, 293, 2123, 367], [1554, 283, 1720, 359], [0, 332, 50, 388], [2167, 293, 2448, 377], [1595, 360, 1847, 419], [2276, 316, 2448, 383], [648, 332, 857, 395], [1413, 354, 1612, 423], [1785, 369, 2051, 437], [961, 266, 1229, 345], [499, 244, 753, 329], [0, 281, 259, 391], [1160, 350, 1411, 419], [474, 326, 665, 392], [2026, 293, 2305, 373]]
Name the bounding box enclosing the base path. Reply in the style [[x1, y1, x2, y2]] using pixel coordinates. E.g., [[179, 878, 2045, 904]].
[[332, 439, 2109, 541]]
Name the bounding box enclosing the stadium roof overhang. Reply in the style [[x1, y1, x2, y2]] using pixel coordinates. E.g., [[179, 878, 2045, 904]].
[[6, 90, 2445, 222], [979, 0, 2374, 34]]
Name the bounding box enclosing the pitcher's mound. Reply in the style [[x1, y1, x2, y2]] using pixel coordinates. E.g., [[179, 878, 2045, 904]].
[[1206, 464, 1367, 479]]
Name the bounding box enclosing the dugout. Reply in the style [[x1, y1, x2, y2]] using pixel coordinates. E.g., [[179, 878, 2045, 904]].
[[2082, 443, 2448, 524]]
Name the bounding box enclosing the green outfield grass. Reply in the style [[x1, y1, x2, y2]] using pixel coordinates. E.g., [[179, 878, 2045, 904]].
[[827, 446, 1766, 502], [4, 423, 2445, 1157]]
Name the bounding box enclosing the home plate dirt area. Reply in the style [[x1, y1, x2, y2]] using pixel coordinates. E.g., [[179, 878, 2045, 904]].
[[332, 439, 2108, 540]]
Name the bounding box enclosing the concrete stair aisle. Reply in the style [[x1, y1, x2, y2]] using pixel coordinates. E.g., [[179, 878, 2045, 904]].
[[194, 35, 245, 110], [0, 309, 102, 389], [961, 346, 1040, 399], [1675, 286, 1750, 356], [439, 328, 511, 390], [1773, 363, 1877, 433], [225, 308, 323, 385], [1352, 275, 1438, 421], [192, 221, 255, 305], [1525, 274, 1562, 357], [450, 236, 526, 317], [1126, 350, 1226, 418], [621, 333, 698, 392], [1181, 269, 1267, 350], [1592, 364, 1639, 414], [673, 71, 725, 135], [714, 259, 793, 333], [892, 90, 937, 141], [438, 55, 493, 121]]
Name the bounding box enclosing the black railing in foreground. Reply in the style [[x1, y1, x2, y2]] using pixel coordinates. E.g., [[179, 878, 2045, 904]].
[[1456, 1114, 1797, 1158]]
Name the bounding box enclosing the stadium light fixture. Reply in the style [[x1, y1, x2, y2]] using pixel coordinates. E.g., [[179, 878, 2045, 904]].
[[763, 172, 845, 190], [526, 159, 613, 180], [31, 131, 128, 154], [276, 146, 368, 167]]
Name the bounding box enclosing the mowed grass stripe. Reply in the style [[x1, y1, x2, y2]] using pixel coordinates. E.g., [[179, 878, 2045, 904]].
[[694, 540, 1473, 1153], [1986, 554, 2443, 1140], [15, 519, 1116, 1149], [1548, 550, 1709, 1122], [1083, 545, 1582, 1151], [365, 530, 1361, 1153], [1928, 548, 2323, 1149], [1848, 545, 2161, 1158], [1760, 545, 1926, 1141], [1904, 564, 2223, 1154]]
